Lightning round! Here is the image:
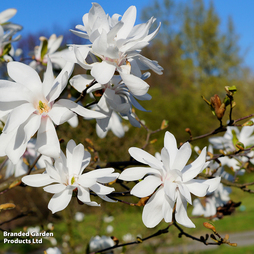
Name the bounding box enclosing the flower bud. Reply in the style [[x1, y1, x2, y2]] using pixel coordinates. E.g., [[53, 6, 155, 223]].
[[203, 222, 216, 232], [0, 203, 15, 211], [210, 94, 226, 120]]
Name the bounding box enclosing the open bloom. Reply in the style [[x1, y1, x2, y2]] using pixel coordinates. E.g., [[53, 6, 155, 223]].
[[0, 59, 105, 164], [68, 3, 163, 96], [119, 131, 220, 228], [0, 8, 22, 60], [22, 139, 119, 213], [70, 73, 151, 136], [192, 183, 231, 218], [209, 125, 254, 152], [29, 34, 68, 71]]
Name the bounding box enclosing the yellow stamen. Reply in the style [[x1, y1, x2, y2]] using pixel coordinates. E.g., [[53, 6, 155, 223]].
[[71, 176, 75, 185], [37, 100, 50, 114]]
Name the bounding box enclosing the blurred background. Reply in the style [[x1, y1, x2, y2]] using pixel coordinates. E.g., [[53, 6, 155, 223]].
[[1, 0, 254, 253]]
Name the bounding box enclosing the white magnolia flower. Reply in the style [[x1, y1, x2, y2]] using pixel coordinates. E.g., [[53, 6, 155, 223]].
[[209, 125, 254, 152], [103, 215, 114, 223], [0, 9, 22, 60], [22, 139, 119, 213], [192, 183, 231, 218], [122, 233, 135, 242], [89, 235, 114, 254], [70, 73, 151, 134], [0, 59, 105, 164], [106, 225, 114, 233], [45, 247, 62, 254], [68, 3, 163, 96], [119, 131, 221, 228], [209, 126, 254, 173], [74, 212, 85, 222], [4, 138, 52, 178], [30, 34, 67, 71]]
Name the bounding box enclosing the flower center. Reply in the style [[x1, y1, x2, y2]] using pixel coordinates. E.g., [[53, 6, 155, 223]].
[[37, 100, 50, 114]]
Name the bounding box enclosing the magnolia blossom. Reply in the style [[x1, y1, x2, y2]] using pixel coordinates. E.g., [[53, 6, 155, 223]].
[[209, 125, 254, 152], [22, 139, 119, 213], [70, 73, 151, 135], [192, 183, 231, 218], [67, 3, 163, 96], [119, 131, 221, 228], [209, 126, 254, 173], [0, 8, 22, 60], [30, 34, 67, 71], [0, 59, 105, 164], [89, 235, 114, 254], [45, 247, 62, 254]]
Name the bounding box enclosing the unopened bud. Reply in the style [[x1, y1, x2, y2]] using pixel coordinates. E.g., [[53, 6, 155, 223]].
[[161, 120, 169, 130], [203, 222, 216, 232], [242, 120, 254, 126], [235, 142, 244, 150], [224, 234, 229, 241], [210, 94, 226, 120], [150, 139, 157, 144], [0, 203, 16, 211], [228, 242, 237, 247]]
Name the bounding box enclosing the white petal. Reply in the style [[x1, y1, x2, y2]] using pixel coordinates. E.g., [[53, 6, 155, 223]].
[[175, 192, 195, 228], [6, 114, 41, 164], [97, 173, 119, 184], [77, 186, 91, 203], [120, 73, 149, 96], [69, 74, 94, 93], [67, 114, 78, 128], [43, 183, 66, 194], [56, 99, 106, 119], [3, 103, 35, 133], [7, 61, 42, 96], [22, 174, 55, 187], [164, 132, 178, 168], [0, 80, 33, 102], [171, 142, 192, 171], [178, 183, 192, 204], [90, 183, 115, 195], [131, 175, 162, 198], [48, 187, 73, 213], [142, 186, 164, 228], [185, 179, 209, 197], [91, 61, 116, 85], [119, 167, 160, 181], [117, 6, 136, 40], [45, 161, 62, 182], [164, 181, 177, 202], [128, 147, 163, 170], [181, 147, 207, 182], [36, 117, 60, 158], [82, 168, 115, 179], [42, 57, 55, 98], [47, 62, 74, 102], [71, 143, 85, 175], [0, 8, 17, 23], [48, 103, 76, 125]]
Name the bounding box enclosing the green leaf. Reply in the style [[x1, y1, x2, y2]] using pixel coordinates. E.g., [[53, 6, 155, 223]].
[[2, 43, 12, 56], [231, 129, 239, 147]]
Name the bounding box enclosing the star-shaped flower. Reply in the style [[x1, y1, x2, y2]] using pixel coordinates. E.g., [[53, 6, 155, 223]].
[[22, 139, 119, 213], [119, 131, 220, 228], [0, 59, 105, 163]]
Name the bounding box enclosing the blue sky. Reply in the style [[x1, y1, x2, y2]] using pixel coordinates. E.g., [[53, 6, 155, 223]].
[[1, 0, 254, 72]]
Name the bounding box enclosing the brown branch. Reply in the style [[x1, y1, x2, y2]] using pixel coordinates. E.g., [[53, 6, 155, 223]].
[[89, 224, 172, 254]]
